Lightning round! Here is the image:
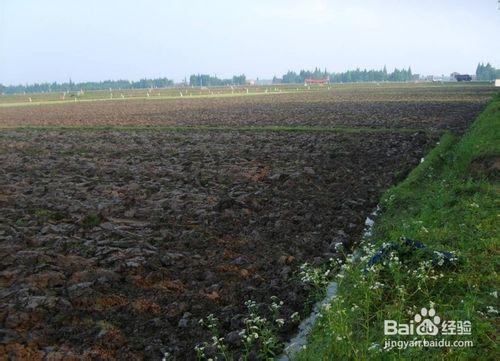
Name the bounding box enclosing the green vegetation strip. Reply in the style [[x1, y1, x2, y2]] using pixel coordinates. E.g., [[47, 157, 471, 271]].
[[296, 93, 499, 360], [0, 95, 491, 109], [0, 89, 316, 108], [0, 124, 441, 135]]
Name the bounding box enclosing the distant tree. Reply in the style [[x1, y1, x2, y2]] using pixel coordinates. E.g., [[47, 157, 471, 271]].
[[189, 74, 246, 87], [0, 77, 174, 94], [282, 71, 299, 83], [476, 63, 497, 81], [232, 74, 246, 85], [277, 66, 414, 84]]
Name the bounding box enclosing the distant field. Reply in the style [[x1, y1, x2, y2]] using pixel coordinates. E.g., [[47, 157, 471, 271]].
[[0, 83, 493, 107], [0, 83, 496, 360], [0, 83, 495, 132], [0, 84, 310, 105]]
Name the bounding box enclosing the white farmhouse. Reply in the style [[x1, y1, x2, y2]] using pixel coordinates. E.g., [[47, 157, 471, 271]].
[[495, 79, 500, 87]]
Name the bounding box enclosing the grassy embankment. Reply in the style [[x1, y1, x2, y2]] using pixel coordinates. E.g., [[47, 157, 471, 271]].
[[295, 93, 499, 360]]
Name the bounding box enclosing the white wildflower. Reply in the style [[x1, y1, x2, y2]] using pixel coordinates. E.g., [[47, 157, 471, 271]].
[[486, 306, 498, 315]]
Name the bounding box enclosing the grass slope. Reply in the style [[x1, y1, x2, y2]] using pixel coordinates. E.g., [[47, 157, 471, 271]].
[[295, 93, 499, 360]]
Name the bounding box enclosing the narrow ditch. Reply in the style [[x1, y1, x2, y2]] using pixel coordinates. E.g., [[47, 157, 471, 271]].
[[278, 206, 380, 360]]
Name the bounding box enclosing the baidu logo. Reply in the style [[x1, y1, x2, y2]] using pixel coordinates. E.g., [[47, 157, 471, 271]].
[[385, 307, 441, 336], [414, 307, 441, 335]]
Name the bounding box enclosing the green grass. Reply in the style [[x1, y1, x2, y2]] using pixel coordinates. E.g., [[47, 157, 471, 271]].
[[294, 93, 499, 360], [33, 208, 66, 222], [81, 213, 102, 229], [0, 87, 320, 108]]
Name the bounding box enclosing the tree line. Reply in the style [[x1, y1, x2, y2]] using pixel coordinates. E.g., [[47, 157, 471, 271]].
[[0, 78, 174, 95], [188, 74, 246, 86], [0, 74, 250, 94], [274, 66, 414, 84], [3, 64, 497, 94], [475, 63, 500, 81]]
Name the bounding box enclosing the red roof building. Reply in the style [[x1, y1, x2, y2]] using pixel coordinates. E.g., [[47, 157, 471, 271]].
[[304, 78, 330, 85]]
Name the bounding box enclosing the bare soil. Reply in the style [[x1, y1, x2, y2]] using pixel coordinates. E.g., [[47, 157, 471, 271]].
[[0, 87, 493, 132], [0, 130, 438, 360]]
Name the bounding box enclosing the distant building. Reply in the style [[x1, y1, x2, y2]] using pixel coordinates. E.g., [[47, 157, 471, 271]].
[[454, 74, 472, 82], [304, 78, 329, 85], [495, 79, 500, 87]]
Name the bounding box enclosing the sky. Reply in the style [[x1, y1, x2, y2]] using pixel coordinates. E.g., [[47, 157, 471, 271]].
[[0, 0, 499, 85]]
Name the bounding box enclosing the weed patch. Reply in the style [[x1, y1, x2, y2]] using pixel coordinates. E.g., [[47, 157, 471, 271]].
[[296, 93, 499, 360]]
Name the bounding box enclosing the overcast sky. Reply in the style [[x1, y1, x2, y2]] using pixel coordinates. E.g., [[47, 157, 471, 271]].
[[1, 0, 499, 84]]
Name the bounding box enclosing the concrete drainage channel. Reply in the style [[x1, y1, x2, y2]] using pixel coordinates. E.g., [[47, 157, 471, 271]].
[[278, 206, 380, 360]]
